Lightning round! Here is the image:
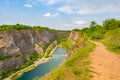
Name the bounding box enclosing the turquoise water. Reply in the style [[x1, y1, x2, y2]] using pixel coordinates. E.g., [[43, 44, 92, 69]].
[[16, 48, 67, 80]]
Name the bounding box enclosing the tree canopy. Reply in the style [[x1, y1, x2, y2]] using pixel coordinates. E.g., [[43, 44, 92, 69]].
[[0, 24, 54, 31]]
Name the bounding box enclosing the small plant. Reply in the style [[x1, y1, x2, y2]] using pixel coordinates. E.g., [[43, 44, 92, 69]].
[[33, 76, 39, 80], [15, 54, 21, 57], [0, 55, 12, 61], [113, 44, 120, 50]]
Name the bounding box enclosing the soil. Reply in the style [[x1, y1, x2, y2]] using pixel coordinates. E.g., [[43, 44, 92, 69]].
[[90, 41, 120, 80]]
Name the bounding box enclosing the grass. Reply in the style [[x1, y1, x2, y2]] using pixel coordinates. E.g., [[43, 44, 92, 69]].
[[103, 42, 120, 54], [102, 28, 120, 54], [39, 41, 95, 80], [58, 40, 74, 51]]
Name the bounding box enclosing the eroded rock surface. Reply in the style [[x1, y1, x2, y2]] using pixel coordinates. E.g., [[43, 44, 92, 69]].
[[0, 29, 67, 74]]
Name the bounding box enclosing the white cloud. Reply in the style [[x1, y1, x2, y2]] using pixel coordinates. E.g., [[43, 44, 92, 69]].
[[52, 13, 59, 17], [43, 13, 59, 17], [55, 0, 120, 15], [36, 0, 74, 5], [47, 0, 57, 4], [5, 1, 10, 4], [24, 4, 33, 8], [77, 4, 120, 15], [57, 5, 74, 14], [73, 20, 87, 25], [47, 0, 68, 5], [65, 20, 88, 28], [44, 13, 51, 17]]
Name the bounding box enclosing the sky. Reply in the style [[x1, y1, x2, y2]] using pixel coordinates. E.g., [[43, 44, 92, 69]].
[[0, 0, 120, 30]]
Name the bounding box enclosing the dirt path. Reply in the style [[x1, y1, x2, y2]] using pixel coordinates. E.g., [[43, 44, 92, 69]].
[[90, 41, 120, 80]]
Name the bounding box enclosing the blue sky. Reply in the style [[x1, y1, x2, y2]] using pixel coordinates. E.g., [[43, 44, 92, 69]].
[[0, 0, 120, 30]]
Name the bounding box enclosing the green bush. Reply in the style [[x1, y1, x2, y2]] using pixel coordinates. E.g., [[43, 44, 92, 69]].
[[0, 56, 6, 60], [59, 40, 73, 51], [0, 55, 12, 61], [0, 53, 43, 79], [15, 54, 21, 57], [113, 44, 120, 49], [103, 28, 120, 53]]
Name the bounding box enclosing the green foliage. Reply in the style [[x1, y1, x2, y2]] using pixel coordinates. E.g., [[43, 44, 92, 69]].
[[55, 33, 67, 42], [91, 32, 103, 40], [33, 76, 40, 80], [72, 62, 90, 76], [82, 21, 104, 40], [65, 42, 95, 79], [45, 54, 50, 58], [82, 18, 120, 53], [0, 24, 55, 31], [0, 69, 13, 78], [103, 18, 120, 30], [0, 55, 12, 61], [65, 41, 95, 67], [103, 28, 120, 53], [0, 56, 6, 61], [81, 18, 120, 53], [72, 28, 81, 31], [15, 54, 21, 57], [0, 24, 32, 31], [43, 43, 51, 52], [82, 19, 120, 41], [0, 54, 21, 61], [59, 40, 73, 51], [113, 44, 120, 50], [90, 21, 98, 27], [0, 53, 43, 79]]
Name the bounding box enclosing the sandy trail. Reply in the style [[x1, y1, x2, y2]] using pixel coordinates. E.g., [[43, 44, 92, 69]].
[[90, 41, 120, 80]]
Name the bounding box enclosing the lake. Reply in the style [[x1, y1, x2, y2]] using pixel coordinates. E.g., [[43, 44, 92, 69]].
[[16, 47, 67, 80]]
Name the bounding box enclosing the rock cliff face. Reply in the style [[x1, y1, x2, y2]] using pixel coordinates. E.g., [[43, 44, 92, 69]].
[[0, 29, 67, 74]]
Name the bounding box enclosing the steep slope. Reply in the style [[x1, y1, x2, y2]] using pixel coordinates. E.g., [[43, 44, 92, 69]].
[[0, 29, 68, 78], [39, 32, 95, 80], [103, 28, 120, 53]]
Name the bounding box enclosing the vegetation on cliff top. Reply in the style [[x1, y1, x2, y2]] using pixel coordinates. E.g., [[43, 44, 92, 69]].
[[82, 18, 120, 53], [0, 24, 55, 31]]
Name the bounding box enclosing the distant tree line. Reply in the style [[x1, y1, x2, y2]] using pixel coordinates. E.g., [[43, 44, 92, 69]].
[[81, 18, 120, 39], [0, 24, 55, 31], [72, 18, 120, 53]]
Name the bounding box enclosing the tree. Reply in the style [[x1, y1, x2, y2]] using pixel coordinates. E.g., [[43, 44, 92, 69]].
[[90, 21, 97, 27], [103, 18, 120, 30]]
